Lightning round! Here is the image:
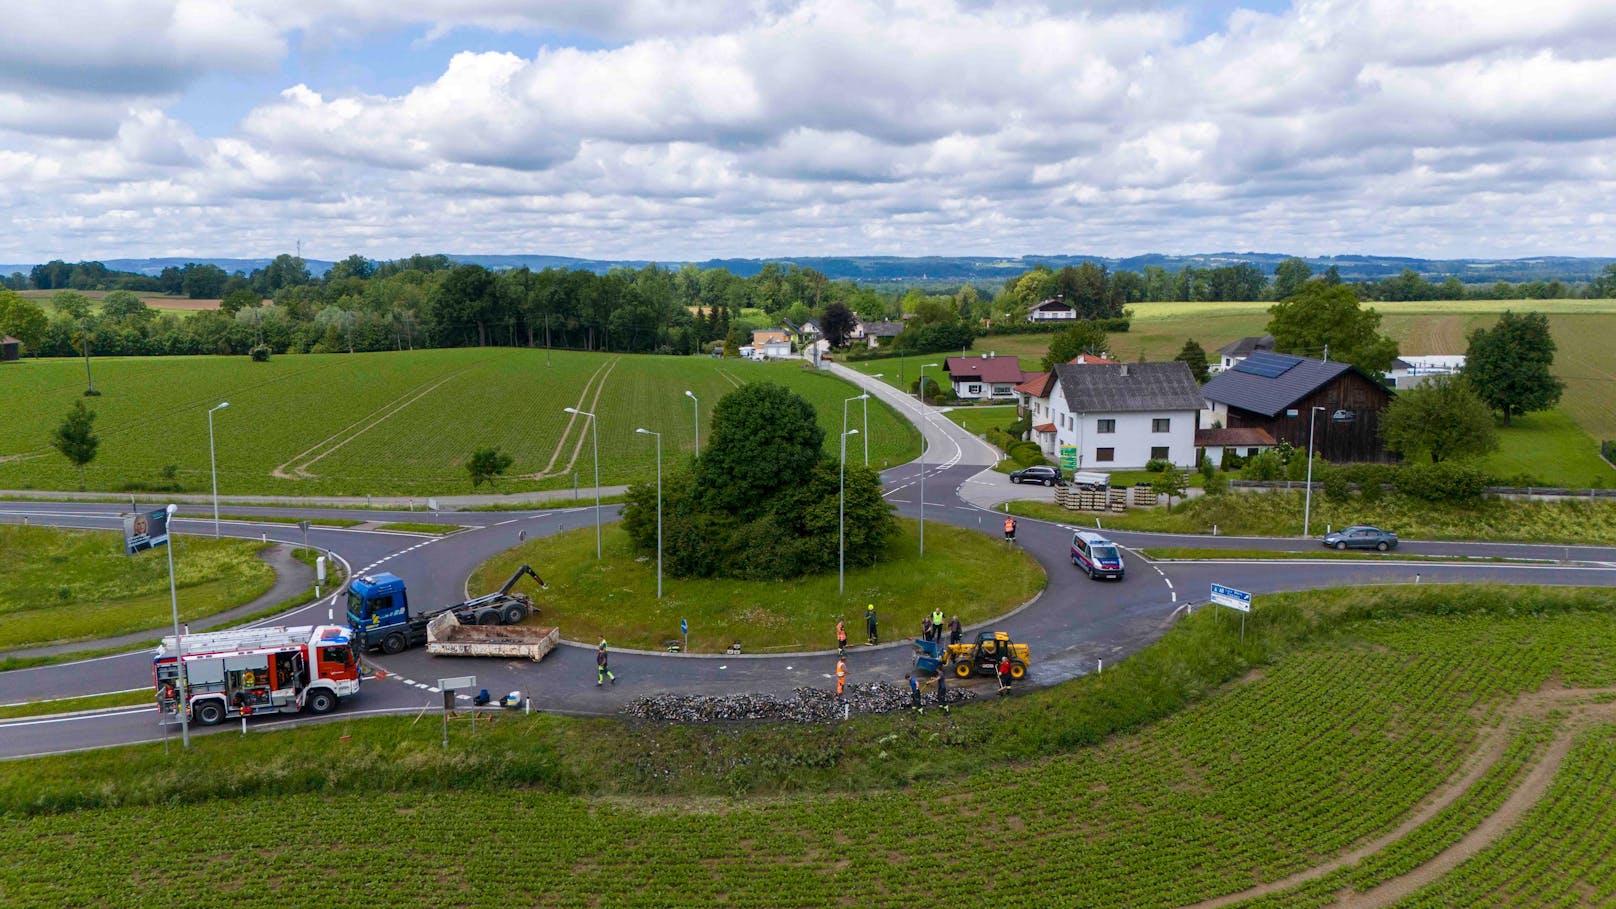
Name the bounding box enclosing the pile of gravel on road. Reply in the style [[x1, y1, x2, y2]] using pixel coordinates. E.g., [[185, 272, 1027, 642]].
[[621, 682, 977, 724]]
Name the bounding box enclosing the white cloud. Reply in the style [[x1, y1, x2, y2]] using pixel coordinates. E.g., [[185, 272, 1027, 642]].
[[4, 0, 1616, 261]]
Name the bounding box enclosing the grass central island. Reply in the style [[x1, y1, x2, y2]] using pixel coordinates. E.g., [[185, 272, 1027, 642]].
[[468, 517, 1045, 653]]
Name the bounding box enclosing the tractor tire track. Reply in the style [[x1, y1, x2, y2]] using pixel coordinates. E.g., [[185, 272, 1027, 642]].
[[273, 370, 472, 480], [1181, 687, 1616, 909], [517, 356, 619, 480]]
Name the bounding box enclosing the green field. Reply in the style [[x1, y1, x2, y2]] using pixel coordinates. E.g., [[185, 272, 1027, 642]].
[[0, 525, 275, 649], [468, 518, 1043, 652], [3, 586, 1616, 906], [0, 349, 920, 496], [941, 404, 1019, 435]]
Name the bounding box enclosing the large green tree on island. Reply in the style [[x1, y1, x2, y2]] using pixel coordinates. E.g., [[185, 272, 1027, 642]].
[[1463, 310, 1564, 426], [1266, 282, 1399, 375], [622, 382, 895, 581]]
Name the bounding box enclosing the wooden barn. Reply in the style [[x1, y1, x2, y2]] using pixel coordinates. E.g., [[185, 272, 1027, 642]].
[[1201, 351, 1396, 463]]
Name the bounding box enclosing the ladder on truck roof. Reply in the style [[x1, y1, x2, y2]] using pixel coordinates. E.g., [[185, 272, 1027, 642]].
[[157, 625, 327, 657]]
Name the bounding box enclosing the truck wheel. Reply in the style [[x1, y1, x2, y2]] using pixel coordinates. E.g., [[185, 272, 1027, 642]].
[[477, 610, 500, 626], [193, 700, 225, 726], [502, 603, 527, 625], [305, 689, 337, 715], [381, 633, 407, 655], [954, 660, 973, 679], [1010, 660, 1027, 680]]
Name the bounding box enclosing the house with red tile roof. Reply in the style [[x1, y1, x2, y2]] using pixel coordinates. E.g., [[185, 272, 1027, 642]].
[[944, 354, 1038, 401]]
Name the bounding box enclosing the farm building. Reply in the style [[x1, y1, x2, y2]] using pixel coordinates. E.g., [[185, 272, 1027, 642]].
[[1201, 352, 1395, 463], [1385, 355, 1465, 389], [1211, 334, 1274, 374], [1195, 427, 1277, 465], [1, 335, 19, 362]]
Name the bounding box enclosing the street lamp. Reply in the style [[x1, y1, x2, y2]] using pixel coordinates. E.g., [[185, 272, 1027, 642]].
[[207, 402, 229, 538], [863, 375, 883, 466], [917, 364, 938, 555], [635, 428, 663, 599], [164, 503, 188, 748], [840, 429, 859, 595], [563, 406, 602, 559], [684, 390, 699, 451], [1303, 406, 1326, 537], [841, 394, 868, 467]]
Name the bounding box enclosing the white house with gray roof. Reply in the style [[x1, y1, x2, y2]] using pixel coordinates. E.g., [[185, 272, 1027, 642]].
[[1046, 361, 1204, 470]]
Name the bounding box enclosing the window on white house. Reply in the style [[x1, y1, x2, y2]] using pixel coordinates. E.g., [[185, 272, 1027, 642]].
[[1151, 446, 1169, 461], [1152, 418, 1171, 433], [967, 384, 981, 395], [1095, 448, 1115, 462], [1097, 419, 1115, 433]]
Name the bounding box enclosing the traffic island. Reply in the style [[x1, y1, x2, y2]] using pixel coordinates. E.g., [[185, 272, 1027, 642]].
[[466, 517, 1045, 653]]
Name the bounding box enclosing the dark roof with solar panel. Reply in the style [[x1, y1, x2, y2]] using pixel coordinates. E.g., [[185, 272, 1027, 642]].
[[1202, 353, 1360, 417]]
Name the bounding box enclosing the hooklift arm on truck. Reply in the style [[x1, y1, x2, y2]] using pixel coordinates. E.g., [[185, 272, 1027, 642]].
[[461, 564, 546, 611]]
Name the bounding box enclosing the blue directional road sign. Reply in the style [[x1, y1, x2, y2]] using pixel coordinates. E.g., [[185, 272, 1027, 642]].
[[681, 618, 688, 635], [1210, 583, 1252, 613]]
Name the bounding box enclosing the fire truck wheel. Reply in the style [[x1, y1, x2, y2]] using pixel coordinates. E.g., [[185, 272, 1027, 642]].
[[194, 700, 225, 726], [380, 633, 407, 655], [306, 689, 337, 714], [502, 603, 527, 625]]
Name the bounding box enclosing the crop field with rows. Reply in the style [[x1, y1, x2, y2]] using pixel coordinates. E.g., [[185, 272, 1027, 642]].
[[0, 348, 919, 496], [2, 590, 1615, 906]]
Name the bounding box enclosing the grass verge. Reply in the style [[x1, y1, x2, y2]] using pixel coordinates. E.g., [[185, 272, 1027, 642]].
[[467, 518, 1044, 652], [1008, 491, 1616, 545], [459, 494, 629, 512], [0, 526, 276, 651], [1139, 547, 1524, 563], [0, 690, 152, 720], [373, 522, 463, 535]]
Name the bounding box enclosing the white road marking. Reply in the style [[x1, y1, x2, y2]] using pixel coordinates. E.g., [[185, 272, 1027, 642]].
[[1163, 578, 1174, 590]]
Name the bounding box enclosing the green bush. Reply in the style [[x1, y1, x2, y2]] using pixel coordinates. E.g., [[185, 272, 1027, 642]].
[[1393, 461, 1489, 504], [1242, 450, 1284, 481], [1219, 449, 1245, 471], [1143, 458, 1170, 473], [1603, 439, 1615, 464], [248, 344, 271, 362], [1343, 463, 1393, 503], [1320, 466, 1351, 503], [1204, 469, 1230, 496]]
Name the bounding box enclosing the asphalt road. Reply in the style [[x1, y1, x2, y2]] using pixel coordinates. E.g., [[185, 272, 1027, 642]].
[[3, 368, 1614, 759]]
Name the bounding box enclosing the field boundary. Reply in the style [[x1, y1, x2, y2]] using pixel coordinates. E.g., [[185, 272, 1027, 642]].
[[1184, 686, 1616, 908]]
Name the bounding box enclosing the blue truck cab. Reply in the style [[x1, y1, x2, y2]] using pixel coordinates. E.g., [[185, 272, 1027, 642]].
[[347, 573, 413, 654]]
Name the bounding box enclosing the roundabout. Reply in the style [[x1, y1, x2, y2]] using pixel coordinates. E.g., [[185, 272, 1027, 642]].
[[2, 363, 1616, 757]]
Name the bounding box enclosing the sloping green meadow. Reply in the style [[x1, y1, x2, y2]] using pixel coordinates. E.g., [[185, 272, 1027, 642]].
[[0, 349, 919, 496]]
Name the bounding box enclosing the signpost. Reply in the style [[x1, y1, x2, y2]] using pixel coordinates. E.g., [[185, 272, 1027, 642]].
[[681, 618, 688, 654], [1210, 583, 1252, 642], [437, 675, 476, 748], [1059, 444, 1078, 472]]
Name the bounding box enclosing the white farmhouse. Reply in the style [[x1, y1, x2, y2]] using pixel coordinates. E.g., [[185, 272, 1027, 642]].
[[1044, 361, 1203, 469], [1027, 298, 1077, 322], [945, 354, 1035, 401], [1385, 355, 1465, 389]]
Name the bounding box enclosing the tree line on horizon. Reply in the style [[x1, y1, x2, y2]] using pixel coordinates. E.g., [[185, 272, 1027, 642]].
[[1, 252, 1613, 361]]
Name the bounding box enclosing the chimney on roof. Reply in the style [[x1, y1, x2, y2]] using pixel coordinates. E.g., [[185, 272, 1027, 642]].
[[1120, 364, 1129, 378]]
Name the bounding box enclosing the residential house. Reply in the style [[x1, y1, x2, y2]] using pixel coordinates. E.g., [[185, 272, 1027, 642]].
[[1201, 351, 1396, 462], [1, 335, 19, 362], [860, 320, 903, 349], [1027, 297, 1077, 322], [1194, 427, 1277, 466], [945, 355, 1037, 401], [1385, 355, 1465, 389], [1014, 371, 1059, 454], [1068, 353, 1117, 365], [762, 338, 793, 359], [751, 329, 789, 352], [1045, 361, 1204, 469], [1212, 334, 1275, 374]]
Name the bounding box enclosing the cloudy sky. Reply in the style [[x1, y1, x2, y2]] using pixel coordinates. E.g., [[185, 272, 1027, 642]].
[[3, 0, 1614, 264]]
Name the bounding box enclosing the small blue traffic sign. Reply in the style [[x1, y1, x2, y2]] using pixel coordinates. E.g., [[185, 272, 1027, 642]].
[[680, 618, 688, 635]]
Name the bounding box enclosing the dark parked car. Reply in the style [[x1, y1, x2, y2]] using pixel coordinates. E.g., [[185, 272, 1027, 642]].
[[1009, 465, 1065, 487], [1321, 525, 1399, 551]]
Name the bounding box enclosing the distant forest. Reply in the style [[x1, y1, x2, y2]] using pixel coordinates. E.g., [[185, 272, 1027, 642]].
[[2, 254, 1614, 360]]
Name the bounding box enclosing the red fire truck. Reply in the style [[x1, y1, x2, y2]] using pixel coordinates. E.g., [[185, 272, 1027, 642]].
[[154, 624, 361, 726]]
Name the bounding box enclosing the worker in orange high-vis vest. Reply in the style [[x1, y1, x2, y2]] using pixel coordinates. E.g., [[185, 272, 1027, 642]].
[[835, 619, 848, 655], [836, 656, 847, 699], [1003, 517, 1017, 544]]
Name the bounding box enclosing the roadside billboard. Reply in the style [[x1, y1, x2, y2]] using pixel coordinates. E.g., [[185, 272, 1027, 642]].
[[123, 507, 171, 555]]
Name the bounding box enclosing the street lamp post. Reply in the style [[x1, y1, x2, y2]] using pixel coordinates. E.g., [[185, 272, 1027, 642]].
[[863, 375, 883, 466], [840, 429, 859, 595], [841, 393, 868, 468], [164, 503, 189, 748], [207, 402, 229, 538], [635, 428, 663, 599], [684, 390, 699, 451], [917, 364, 939, 555], [563, 406, 602, 559], [1303, 406, 1326, 538]]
